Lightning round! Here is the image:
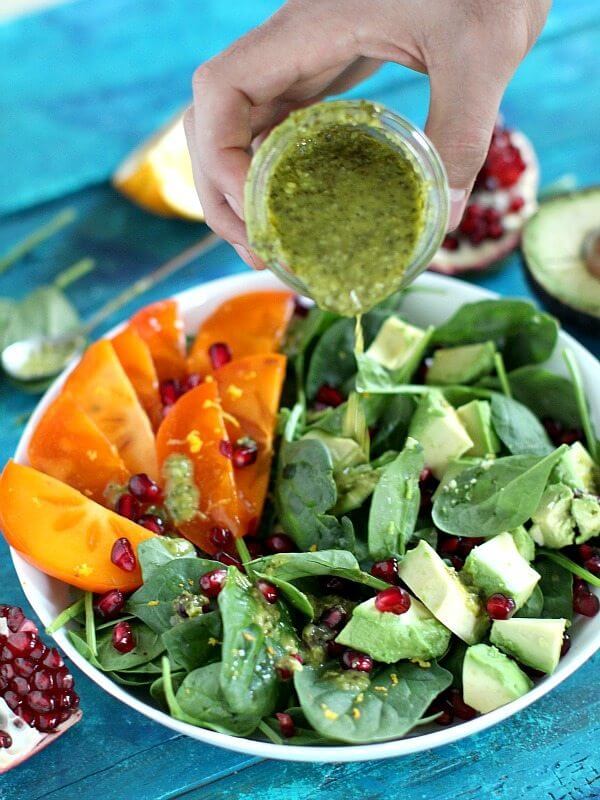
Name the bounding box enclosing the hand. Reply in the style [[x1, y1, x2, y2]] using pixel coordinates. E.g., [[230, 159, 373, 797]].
[[185, 0, 550, 268]]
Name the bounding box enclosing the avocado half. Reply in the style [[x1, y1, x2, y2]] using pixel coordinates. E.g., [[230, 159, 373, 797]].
[[522, 186, 600, 326]]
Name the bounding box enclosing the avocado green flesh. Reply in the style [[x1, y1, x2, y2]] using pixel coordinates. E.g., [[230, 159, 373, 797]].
[[254, 104, 426, 316], [522, 187, 600, 320], [490, 618, 567, 674], [463, 644, 533, 713]]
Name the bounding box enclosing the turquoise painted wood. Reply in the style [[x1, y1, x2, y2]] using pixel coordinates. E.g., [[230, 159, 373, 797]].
[[0, 0, 599, 798]]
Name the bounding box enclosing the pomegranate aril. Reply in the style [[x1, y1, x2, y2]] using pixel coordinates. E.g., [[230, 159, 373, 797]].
[[0, 731, 12, 748], [245, 537, 263, 559], [36, 713, 60, 732], [486, 593, 516, 620], [129, 473, 162, 503], [14, 657, 36, 678], [5, 606, 26, 633], [573, 588, 599, 617], [27, 690, 55, 713], [57, 690, 79, 710], [10, 676, 29, 696], [275, 712, 296, 738], [442, 234, 459, 251], [55, 667, 74, 690], [257, 580, 278, 604], [111, 537, 137, 572], [32, 669, 54, 691], [112, 621, 136, 653], [29, 642, 47, 661], [0, 663, 15, 681], [41, 648, 63, 670], [4, 691, 21, 711], [215, 551, 242, 568], [159, 379, 181, 407], [449, 689, 477, 720], [320, 606, 348, 630], [219, 439, 233, 460], [430, 697, 454, 726], [487, 222, 504, 240], [341, 649, 374, 673], [560, 631, 571, 657], [450, 556, 465, 571], [209, 526, 234, 551], [293, 295, 311, 317], [457, 537, 485, 558], [315, 384, 344, 408], [116, 492, 141, 520], [17, 706, 36, 727], [6, 632, 37, 657], [583, 553, 600, 575], [370, 558, 399, 584], [137, 514, 165, 534], [95, 589, 125, 619], [265, 534, 295, 554], [509, 195, 525, 212], [208, 342, 232, 370], [232, 438, 258, 469], [199, 568, 227, 598], [375, 586, 411, 615], [327, 640, 344, 658]]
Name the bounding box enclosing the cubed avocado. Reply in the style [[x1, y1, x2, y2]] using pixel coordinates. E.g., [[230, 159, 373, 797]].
[[508, 526, 536, 562], [463, 644, 533, 713], [572, 494, 600, 543], [457, 400, 500, 457], [426, 342, 496, 386], [408, 391, 474, 479], [490, 617, 567, 674], [462, 532, 541, 609], [551, 442, 599, 493], [366, 316, 430, 373], [335, 595, 451, 663], [529, 483, 575, 549], [398, 540, 489, 644]]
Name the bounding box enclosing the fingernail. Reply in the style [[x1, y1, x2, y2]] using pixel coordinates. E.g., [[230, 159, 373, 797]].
[[233, 243, 251, 264], [448, 188, 468, 231], [225, 193, 244, 220]]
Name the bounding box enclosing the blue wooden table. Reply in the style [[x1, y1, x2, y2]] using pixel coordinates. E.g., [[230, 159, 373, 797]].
[[1, 1, 599, 798]]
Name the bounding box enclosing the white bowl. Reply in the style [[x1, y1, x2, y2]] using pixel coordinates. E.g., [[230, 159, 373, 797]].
[[10, 269, 600, 763]]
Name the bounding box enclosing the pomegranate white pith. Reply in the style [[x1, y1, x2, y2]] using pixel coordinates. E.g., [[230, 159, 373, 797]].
[[431, 126, 539, 275]]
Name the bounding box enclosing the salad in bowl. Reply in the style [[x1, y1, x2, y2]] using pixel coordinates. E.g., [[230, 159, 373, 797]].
[[1, 271, 599, 761]]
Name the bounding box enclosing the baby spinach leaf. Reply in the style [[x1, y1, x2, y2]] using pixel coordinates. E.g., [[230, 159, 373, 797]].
[[307, 394, 384, 438], [305, 311, 387, 400], [409, 526, 439, 549], [249, 550, 387, 591], [431, 299, 558, 369], [535, 558, 573, 620], [137, 537, 197, 581], [128, 557, 221, 633], [481, 366, 580, 427], [162, 611, 222, 672], [219, 568, 300, 718], [294, 662, 452, 743], [150, 671, 185, 708], [432, 446, 568, 537], [254, 572, 314, 617], [440, 640, 468, 688], [333, 461, 388, 515], [173, 662, 258, 736], [538, 550, 600, 589], [371, 395, 416, 457], [368, 438, 423, 560], [490, 393, 553, 455], [514, 584, 544, 618], [275, 437, 355, 551], [69, 622, 165, 672]]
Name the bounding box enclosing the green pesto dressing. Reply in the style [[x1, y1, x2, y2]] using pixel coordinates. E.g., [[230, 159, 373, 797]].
[[163, 453, 199, 525], [250, 102, 426, 316]]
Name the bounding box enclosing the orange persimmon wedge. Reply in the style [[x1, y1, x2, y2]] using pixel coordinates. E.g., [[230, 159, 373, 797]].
[[61, 340, 158, 479], [0, 461, 156, 592], [130, 299, 187, 381], [112, 325, 163, 430], [187, 290, 294, 375], [156, 380, 241, 549], [213, 354, 287, 528], [28, 395, 130, 504]]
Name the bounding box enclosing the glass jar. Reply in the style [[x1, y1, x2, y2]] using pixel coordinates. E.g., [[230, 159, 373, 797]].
[[244, 100, 449, 311]]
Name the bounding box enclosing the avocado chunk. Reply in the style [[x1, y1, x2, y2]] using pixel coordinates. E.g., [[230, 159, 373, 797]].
[[522, 186, 600, 325], [462, 532, 540, 609], [529, 483, 575, 549], [398, 540, 488, 644], [490, 617, 567, 674], [457, 400, 500, 457], [335, 595, 451, 663], [408, 391, 474, 479], [572, 494, 600, 543], [366, 316, 431, 374], [508, 525, 535, 562], [552, 442, 599, 493], [463, 643, 533, 713], [426, 342, 496, 386]]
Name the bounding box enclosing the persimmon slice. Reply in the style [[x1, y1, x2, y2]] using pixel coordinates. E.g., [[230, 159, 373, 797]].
[[213, 354, 286, 528], [187, 290, 294, 375], [61, 340, 158, 479], [0, 461, 156, 592], [156, 380, 241, 549], [130, 299, 186, 381], [28, 395, 130, 504], [112, 325, 163, 430]]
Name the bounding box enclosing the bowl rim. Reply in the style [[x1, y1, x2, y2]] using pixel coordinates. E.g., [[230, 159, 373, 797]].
[[10, 268, 600, 763]]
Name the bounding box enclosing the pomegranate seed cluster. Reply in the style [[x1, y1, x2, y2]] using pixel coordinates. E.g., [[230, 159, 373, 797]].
[[0, 607, 78, 734], [114, 473, 168, 536]]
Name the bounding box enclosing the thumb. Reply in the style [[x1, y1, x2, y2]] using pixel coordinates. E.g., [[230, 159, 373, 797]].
[[425, 65, 507, 229]]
